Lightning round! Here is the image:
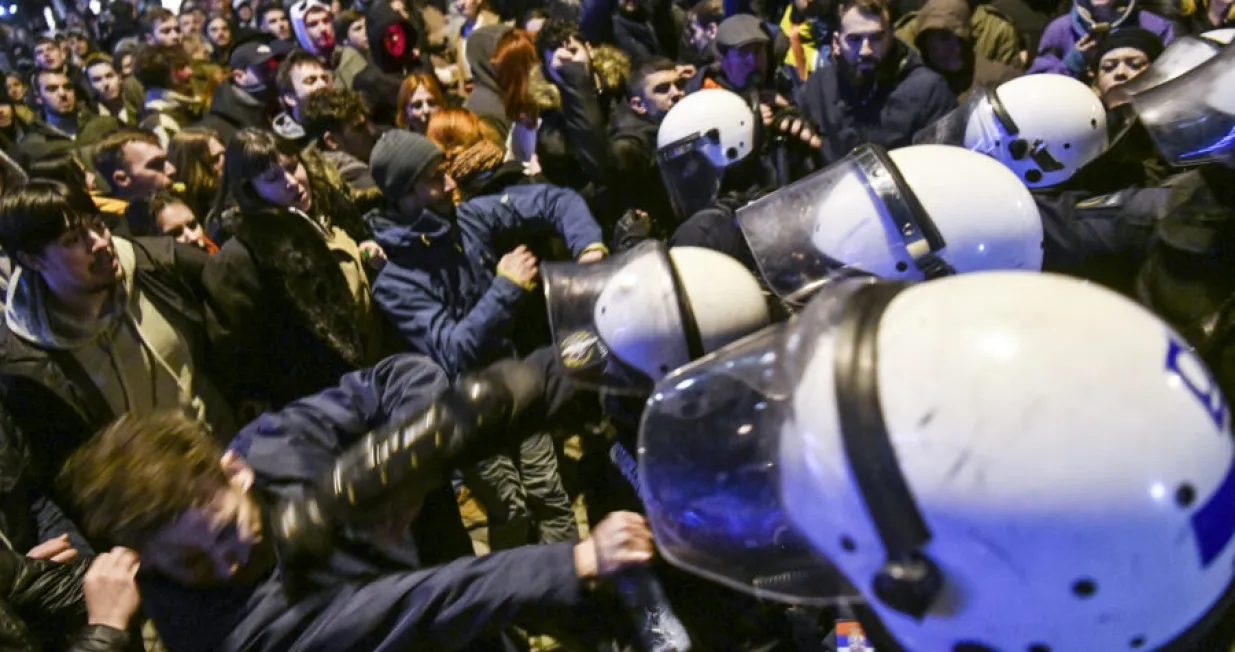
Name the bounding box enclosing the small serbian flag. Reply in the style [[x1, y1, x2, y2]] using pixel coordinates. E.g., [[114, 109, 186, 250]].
[[836, 621, 874, 652]]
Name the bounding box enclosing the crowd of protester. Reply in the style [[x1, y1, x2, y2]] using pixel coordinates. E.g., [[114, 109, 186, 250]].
[[0, 0, 1229, 646]]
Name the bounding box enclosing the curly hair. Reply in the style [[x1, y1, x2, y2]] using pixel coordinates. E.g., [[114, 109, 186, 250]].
[[302, 87, 370, 142]]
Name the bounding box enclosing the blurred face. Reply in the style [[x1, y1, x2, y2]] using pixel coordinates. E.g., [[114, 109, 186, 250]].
[[0, 104, 12, 129], [179, 13, 202, 37], [303, 8, 335, 51], [207, 137, 226, 176], [86, 62, 121, 101], [633, 69, 684, 121], [140, 479, 264, 588], [719, 42, 766, 89], [207, 17, 232, 46], [253, 157, 312, 211], [117, 141, 176, 198], [383, 23, 408, 58], [689, 17, 717, 51], [549, 36, 592, 74], [23, 215, 120, 297], [37, 73, 77, 116], [6, 75, 25, 102], [262, 9, 291, 40], [920, 29, 963, 73], [1096, 47, 1151, 95], [119, 54, 135, 77], [454, 0, 482, 21], [397, 159, 456, 218], [338, 118, 378, 163], [157, 202, 207, 248], [152, 17, 184, 46], [389, 0, 409, 19], [34, 42, 65, 71], [834, 7, 891, 83], [238, 4, 253, 21], [287, 63, 332, 115], [404, 85, 439, 130], [347, 17, 368, 49]]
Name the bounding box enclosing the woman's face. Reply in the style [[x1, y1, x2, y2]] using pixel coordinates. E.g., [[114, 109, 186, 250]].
[[1097, 46, 1150, 95], [157, 202, 207, 249], [5, 75, 24, 102], [207, 138, 226, 177], [348, 18, 368, 50], [207, 18, 232, 46], [405, 85, 440, 131], [252, 157, 312, 212]]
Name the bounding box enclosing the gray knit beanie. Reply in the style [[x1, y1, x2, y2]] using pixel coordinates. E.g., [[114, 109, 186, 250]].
[[370, 129, 445, 204]]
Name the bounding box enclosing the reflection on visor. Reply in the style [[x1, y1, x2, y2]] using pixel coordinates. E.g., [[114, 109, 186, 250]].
[[658, 131, 724, 221]]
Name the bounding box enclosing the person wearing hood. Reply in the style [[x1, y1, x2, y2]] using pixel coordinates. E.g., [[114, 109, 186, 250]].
[[198, 41, 280, 144], [911, 0, 1022, 99], [332, 9, 371, 90], [133, 44, 206, 149], [272, 50, 334, 146], [895, 0, 1024, 67], [1027, 0, 1174, 77], [290, 0, 338, 65], [0, 179, 235, 509], [354, 0, 430, 128], [797, 0, 957, 165], [455, 0, 502, 85], [578, 0, 681, 63], [463, 24, 514, 138]]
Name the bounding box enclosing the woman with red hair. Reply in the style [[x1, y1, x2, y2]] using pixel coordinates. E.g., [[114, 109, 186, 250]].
[[395, 71, 447, 134], [491, 29, 541, 166]]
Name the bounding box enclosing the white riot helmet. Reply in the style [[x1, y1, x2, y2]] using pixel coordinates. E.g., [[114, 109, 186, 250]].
[[1202, 28, 1235, 45], [738, 144, 1043, 304], [913, 74, 1108, 187], [639, 271, 1235, 651], [656, 88, 757, 219], [542, 240, 769, 392]]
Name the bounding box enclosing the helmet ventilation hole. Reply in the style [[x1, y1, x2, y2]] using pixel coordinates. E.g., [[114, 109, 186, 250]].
[[1071, 578, 1097, 598], [1091, 118, 1098, 128], [727, 147, 740, 160], [840, 536, 856, 552], [1129, 637, 1146, 648], [953, 644, 996, 652], [1176, 483, 1197, 508], [659, 363, 670, 374], [895, 261, 909, 272], [1063, 143, 1071, 149], [1025, 169, 1043, 184]]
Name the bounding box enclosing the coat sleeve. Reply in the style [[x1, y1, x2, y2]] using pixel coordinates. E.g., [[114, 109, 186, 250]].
[[201, 241, 269, 405], [0, 548, 86, 621], [553, 63, 615, 188], [908, 75, 958, 145], [371, 268, 527, 378], [470, 185, 607, 257], [1026, 17, 1074, 74], [67, 625, 133, 652]]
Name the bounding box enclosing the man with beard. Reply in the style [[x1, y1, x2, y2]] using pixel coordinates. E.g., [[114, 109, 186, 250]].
[[796, 0, 956, 165]]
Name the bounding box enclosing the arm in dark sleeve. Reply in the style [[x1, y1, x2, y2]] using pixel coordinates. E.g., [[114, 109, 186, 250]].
[[473, 184, 606, 256], [1037, 190, 1161, 270], [371, 269, 527, 377], [0, 551, 133, 652], [201, 242, 269, 405], [580, 0, 618, 44], [67, 625, 133, 652], [554, 63, 615, 186]]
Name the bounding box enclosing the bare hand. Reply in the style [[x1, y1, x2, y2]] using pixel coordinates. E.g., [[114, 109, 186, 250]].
[[675, 64, 696, 80], [83, 548, 142, 631], [27, 534, 77, 563], [359, 239, 387, 271], [547, 48, 574, 86], [498, 245, 539, 287], [578, 248, 606, 264], [574, 511, 654, 578], [1076, 31, 1099, 53]]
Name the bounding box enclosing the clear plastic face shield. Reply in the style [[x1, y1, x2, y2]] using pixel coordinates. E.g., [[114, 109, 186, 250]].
[[542, 240, 697, 396], [1104, 35, 1223, 109], [910, 86, 1001, 153], [1134, 42, 1235, 167], [737, 144, 954, 306], [657, 129, 725, 221]]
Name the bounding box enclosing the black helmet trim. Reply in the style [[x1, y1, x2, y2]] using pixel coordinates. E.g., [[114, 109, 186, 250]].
[[854, 144, 956, 279]]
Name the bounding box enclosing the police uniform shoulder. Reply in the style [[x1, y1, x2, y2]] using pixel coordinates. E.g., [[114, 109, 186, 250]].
[[974, 4, 1015, 25]]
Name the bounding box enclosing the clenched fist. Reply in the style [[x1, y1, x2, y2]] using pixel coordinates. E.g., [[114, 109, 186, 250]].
[[84, 547, 142, 631], [498, 245, 539, 288], [575, 511, 655, 579]]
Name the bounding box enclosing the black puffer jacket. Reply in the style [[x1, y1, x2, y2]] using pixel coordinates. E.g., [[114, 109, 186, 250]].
[[0, 549, 131, 652]]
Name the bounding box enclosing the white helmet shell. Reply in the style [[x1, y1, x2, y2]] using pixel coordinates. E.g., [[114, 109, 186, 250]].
[[966, 74, 1108, 187], [780, 272, 1234, 651], [656, 88, 757, 168], [593, 246, 769, 382], [1203, 28, 1235, 44], [810, 145, 1043, 281]]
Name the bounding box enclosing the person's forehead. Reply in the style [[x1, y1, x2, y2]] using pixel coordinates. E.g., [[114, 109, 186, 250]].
[[293, 63, 329, 82], [643, 69, 679, 89], [839, 7, 886, 34], [1101, 46, 1149, 63], [40, 73, 70, 88], [306, 7, 331, 21], [86, 62, 115, 76], [123, 140, 165, 164], [158, 17, 178, 27], [160, 202, 194, 223]]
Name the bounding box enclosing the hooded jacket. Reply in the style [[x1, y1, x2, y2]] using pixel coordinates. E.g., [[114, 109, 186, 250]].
[[0, 238, 216, 490], [197, 81, 271, 144], [367, 184, 604, 378], [354, 0, 428, 127], [909, 0, 1022, 98], [463, 24, 514, 139], [796, 39, 958, 165], [290, 0, 335, 60], [1028, 0, 1175, 76], [896, 0, 1023, 66]]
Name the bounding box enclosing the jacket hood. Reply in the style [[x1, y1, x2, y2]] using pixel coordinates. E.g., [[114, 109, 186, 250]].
[[1072, 0, 1138, 34], [366, 208, 452, 250], [4, 237, 136, 351], [914, 0, 973, 43], [465, 24, 512, 93], [366, 0, 425, 74]]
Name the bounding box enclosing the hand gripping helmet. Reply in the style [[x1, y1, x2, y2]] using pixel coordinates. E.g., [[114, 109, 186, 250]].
[[913, 74, 1108, 188], [738, 143, 1043, 304], [541, 240, 770, 394], [638, 271, 1235, 651], [656, 88, 757, 220]]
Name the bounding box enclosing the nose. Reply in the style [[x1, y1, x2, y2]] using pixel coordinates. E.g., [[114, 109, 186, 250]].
[[88, 227, 110, 252], [443, 173, 457, 194], [165, 161, 177, 178], [859, 37, 873, 57], [668, 86, 684, 102]]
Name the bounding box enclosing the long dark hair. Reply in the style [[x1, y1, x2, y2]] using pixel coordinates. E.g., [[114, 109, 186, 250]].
[[168, 127, 221, 223]]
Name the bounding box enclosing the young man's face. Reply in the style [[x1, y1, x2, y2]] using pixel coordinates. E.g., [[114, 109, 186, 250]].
[[5, 75, 25, 102], [262, 8, 292, 40], [336, 118, 378, 163], [179, 13, 201, 38], [151, 17, 184, 46], [140, 473, 265, 588], [207, 17, 232, 46], [1096, 46, 1151, 95], [116, 141, 176, 198], [920, 28, 963, 73], [347, 17, 368, 50], [86, 62, 122, 101], [719, 42, 766, 90], [396, 159, 456, 218], [833, 6, 891, 82], [0, 103, 12, 129], [34, 41, 65, 71], [37, 73, 77, 116], [303, 7, 336, 51], [21, 216, 120, 297], [632, 69, 684, 122], [287, 62, 333, 114]]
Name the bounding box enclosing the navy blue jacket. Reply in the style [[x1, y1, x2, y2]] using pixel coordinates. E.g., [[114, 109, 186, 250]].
[[140, 354, 591, 652], [795, 41, 957, 166], [368, 184, 604, 378]]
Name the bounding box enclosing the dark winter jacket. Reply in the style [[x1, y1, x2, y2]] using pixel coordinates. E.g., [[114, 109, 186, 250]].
[[0, 549, 132, 652], [196, 81, 271, 144], [580, 0, 680, 62], [1028, 0, 1175, 76], [354, 0, 430, 128], [463, 24, 514, 139], [608, 102, 675, 226], [141, 354, 605, 652], [795, 40, 957, 165], [909, 0, 1023, 99], [16, 110, 120, 167], [202, 207, 376, 410], [368, 184, 604, 378]]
